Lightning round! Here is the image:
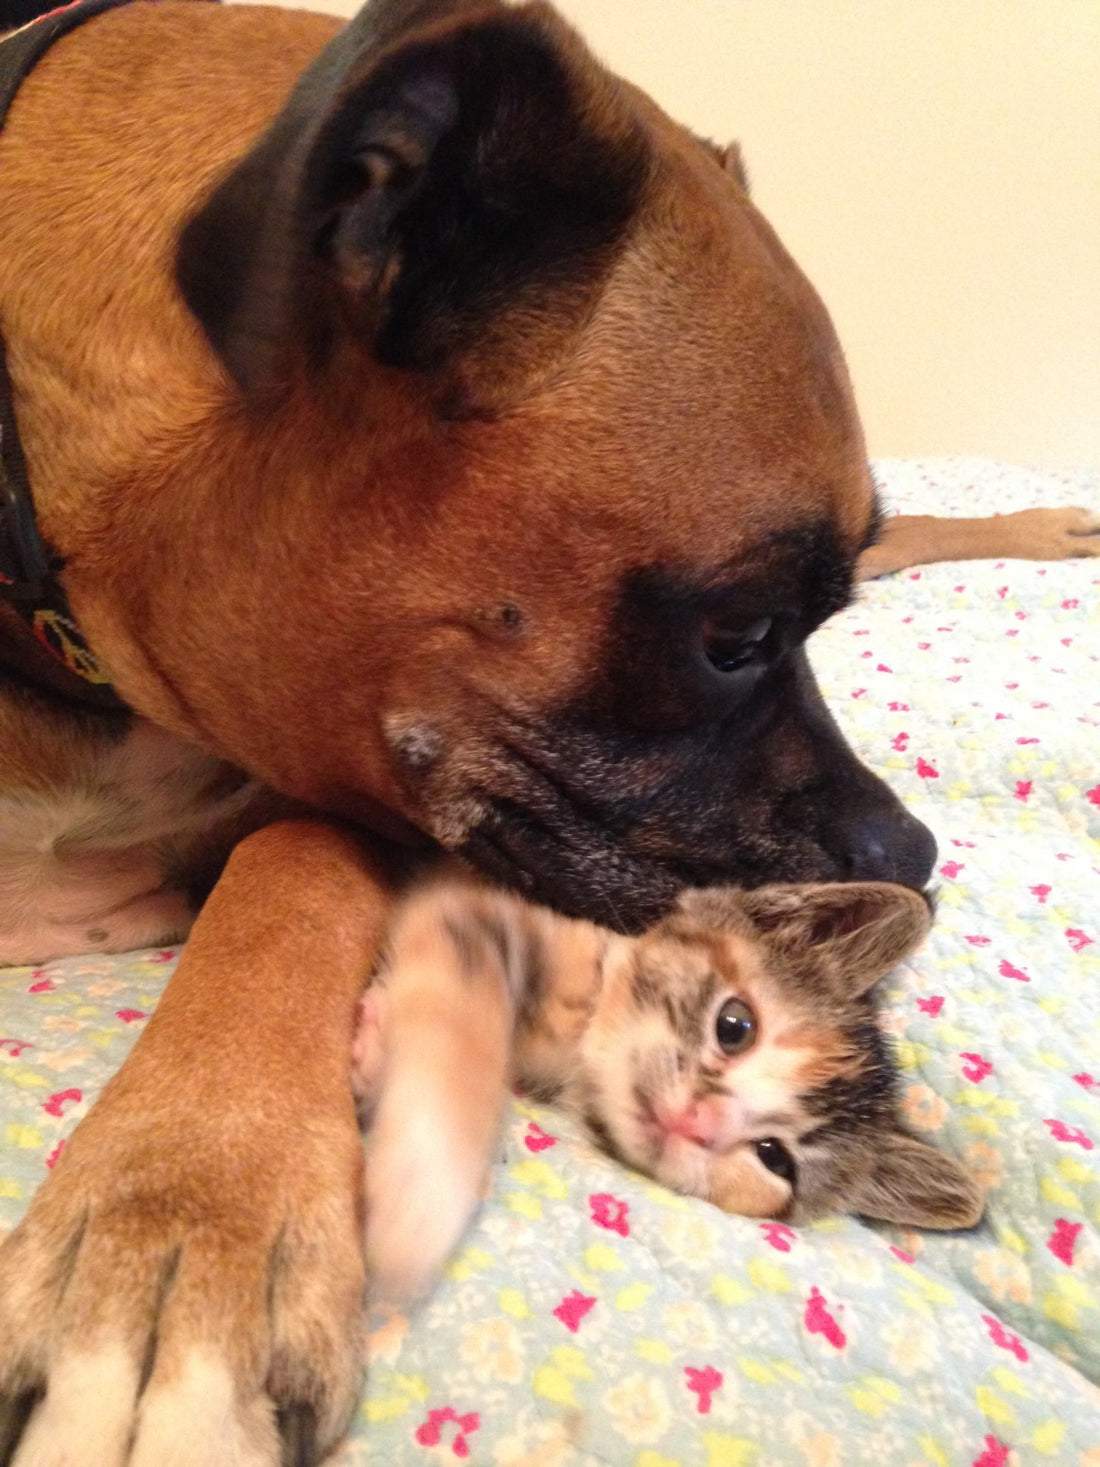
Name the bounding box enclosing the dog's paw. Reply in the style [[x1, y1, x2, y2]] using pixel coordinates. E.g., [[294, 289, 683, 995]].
[[0, 1107, 366, 1467], [1003, 505, 1100, 559]]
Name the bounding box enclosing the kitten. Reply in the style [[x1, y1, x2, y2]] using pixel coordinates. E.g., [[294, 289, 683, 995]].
[[352, 876, 983, 1301]]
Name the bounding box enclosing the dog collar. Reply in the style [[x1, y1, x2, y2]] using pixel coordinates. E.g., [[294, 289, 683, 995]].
[[0, 0, 202, 710]]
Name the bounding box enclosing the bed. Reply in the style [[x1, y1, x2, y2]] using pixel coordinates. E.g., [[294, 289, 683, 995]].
[[2, 458, 1098, 1465]]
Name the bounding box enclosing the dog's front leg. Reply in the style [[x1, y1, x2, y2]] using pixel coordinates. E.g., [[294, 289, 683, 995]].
[[0, 820, 392, 1467]]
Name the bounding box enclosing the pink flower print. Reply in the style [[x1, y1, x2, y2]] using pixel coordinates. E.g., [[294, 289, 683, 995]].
[[804, 1287, 846, 1349], [996, 587, 1008, 600], [1029, 885, 1051, 904], [918, 642, 931, 651], [1005, 629, 1019, 638], [952, 840, 976, 848], [1066, 928, 1094, 953], [939, 861, 964, 879], [1044, 1120, 1094, 1150], [150, 949, 177, 963], [524, 1122, 557, 1153], [1004, 683, 1019, 691], [28, 977, 55, 994], [590, 1193, 630, 1237], [1016, 737, 1039, 745], [685, 1365, 723, 1414], [1014, 611, 1027, 621], [916, 757, 939, 780], [1062, 598, 1079, 610], [42, 1089, 82, 1118], [876, 663, 892, 673], [1032, 701, 1050, 710], [917, 996, 944, 1017], [909, 572, 921, 581], [965, 936, 991, 947], [553, 1290, 597, 1333], [889, 1246, 916, 1264], [1073, 1073, 1097, 1091], [115, 1009, 147, 1024], [954, 584, 966, 592], [1061, 636, 1073, 647], [1047, 1219, 1083, 1266], [998, 959, 1031, 982], [946, 675, 962, 683], [45, 1141, 65, 1170], [860, 650, 873, 659], [0, 1038, 33, 1057], [888, 702, 910, 712], [981, 1314, 1029, 1363], [994, 713, 1010, 721], [1085, 784, 1100, 808], [1013, 781, 1032, 802], [973, 1436, 1011, 1467], [760, 1222, 796, 1252], [415, 1407, 480, 1458], [850, 688, 867, 700], [960, 1053, 993, 1084], [891, 732, 910, 751]]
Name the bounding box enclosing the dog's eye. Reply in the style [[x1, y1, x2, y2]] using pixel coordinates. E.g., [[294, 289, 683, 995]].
[[715, 997, 756, 1055], [755, 1137, 797, 1185], [703, 616, 772, 675]]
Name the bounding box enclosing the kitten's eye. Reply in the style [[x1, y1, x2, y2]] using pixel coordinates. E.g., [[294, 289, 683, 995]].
[[755, 1137, 797, 1185], [715, 997, 756, 1055]]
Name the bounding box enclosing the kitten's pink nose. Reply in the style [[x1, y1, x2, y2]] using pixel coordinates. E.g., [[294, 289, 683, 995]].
[[657, 1100, 718, 1148]]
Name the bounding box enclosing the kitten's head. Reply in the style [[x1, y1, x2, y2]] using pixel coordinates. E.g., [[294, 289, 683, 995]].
[[575, 881, 983, 1230]]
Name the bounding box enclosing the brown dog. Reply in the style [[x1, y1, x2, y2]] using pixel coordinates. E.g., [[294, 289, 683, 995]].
[[0, 1, 1096, 1461]]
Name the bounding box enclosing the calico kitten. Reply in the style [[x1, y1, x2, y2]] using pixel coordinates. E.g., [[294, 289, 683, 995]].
[[352, 876, 983, 1300]]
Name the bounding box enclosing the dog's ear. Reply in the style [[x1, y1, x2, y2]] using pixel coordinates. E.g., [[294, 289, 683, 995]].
[[732, 881, 932, 996], [176, 0, 649, 408], [694, 136, 750, 193]]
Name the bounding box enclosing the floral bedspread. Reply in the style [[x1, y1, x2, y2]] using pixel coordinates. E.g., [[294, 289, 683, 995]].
[[2, 459, 1099, 1465]]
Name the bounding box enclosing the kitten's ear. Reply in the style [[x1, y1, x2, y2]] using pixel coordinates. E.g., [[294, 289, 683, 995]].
[[851, 1130, 985, 1231], [176, 0, 648, 407], [737, 881, 932, 996]]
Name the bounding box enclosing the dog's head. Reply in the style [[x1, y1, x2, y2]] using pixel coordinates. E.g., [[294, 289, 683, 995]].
[[171, 0, 934, 928]]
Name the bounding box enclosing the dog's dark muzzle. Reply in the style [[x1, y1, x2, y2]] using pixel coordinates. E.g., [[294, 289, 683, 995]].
[[457, 648, 936, 931]]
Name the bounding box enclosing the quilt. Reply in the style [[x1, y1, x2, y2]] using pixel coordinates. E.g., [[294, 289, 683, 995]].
[[2, 458, 1098, 1466]]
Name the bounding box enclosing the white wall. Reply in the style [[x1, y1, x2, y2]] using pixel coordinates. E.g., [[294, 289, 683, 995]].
[[234, 0, 1100, 470]]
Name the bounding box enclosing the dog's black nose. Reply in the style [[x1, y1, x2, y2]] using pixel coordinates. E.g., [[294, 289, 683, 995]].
[[842, 808, 937, 887]]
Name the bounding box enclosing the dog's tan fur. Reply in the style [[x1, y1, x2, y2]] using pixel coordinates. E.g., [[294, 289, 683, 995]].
[[0, 2, 1095, 1460]]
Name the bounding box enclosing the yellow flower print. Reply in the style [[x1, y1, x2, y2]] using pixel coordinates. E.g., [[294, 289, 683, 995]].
[[881, 1316, 937, 1375], [460, 1317, 525, 1385], [662, 1300, 719, 1352], [902, 1084, 948, 1132], [974, 1247, 1032, 1304], [603, 1373, 672, 1445], [660, 1212, 717, 1267]]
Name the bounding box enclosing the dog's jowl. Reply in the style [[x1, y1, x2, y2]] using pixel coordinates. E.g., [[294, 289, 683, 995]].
[[0, 0, 935, 1461]]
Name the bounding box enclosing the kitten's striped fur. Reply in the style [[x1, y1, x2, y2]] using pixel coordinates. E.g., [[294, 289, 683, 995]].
[[353, 875, 983, 1300]]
